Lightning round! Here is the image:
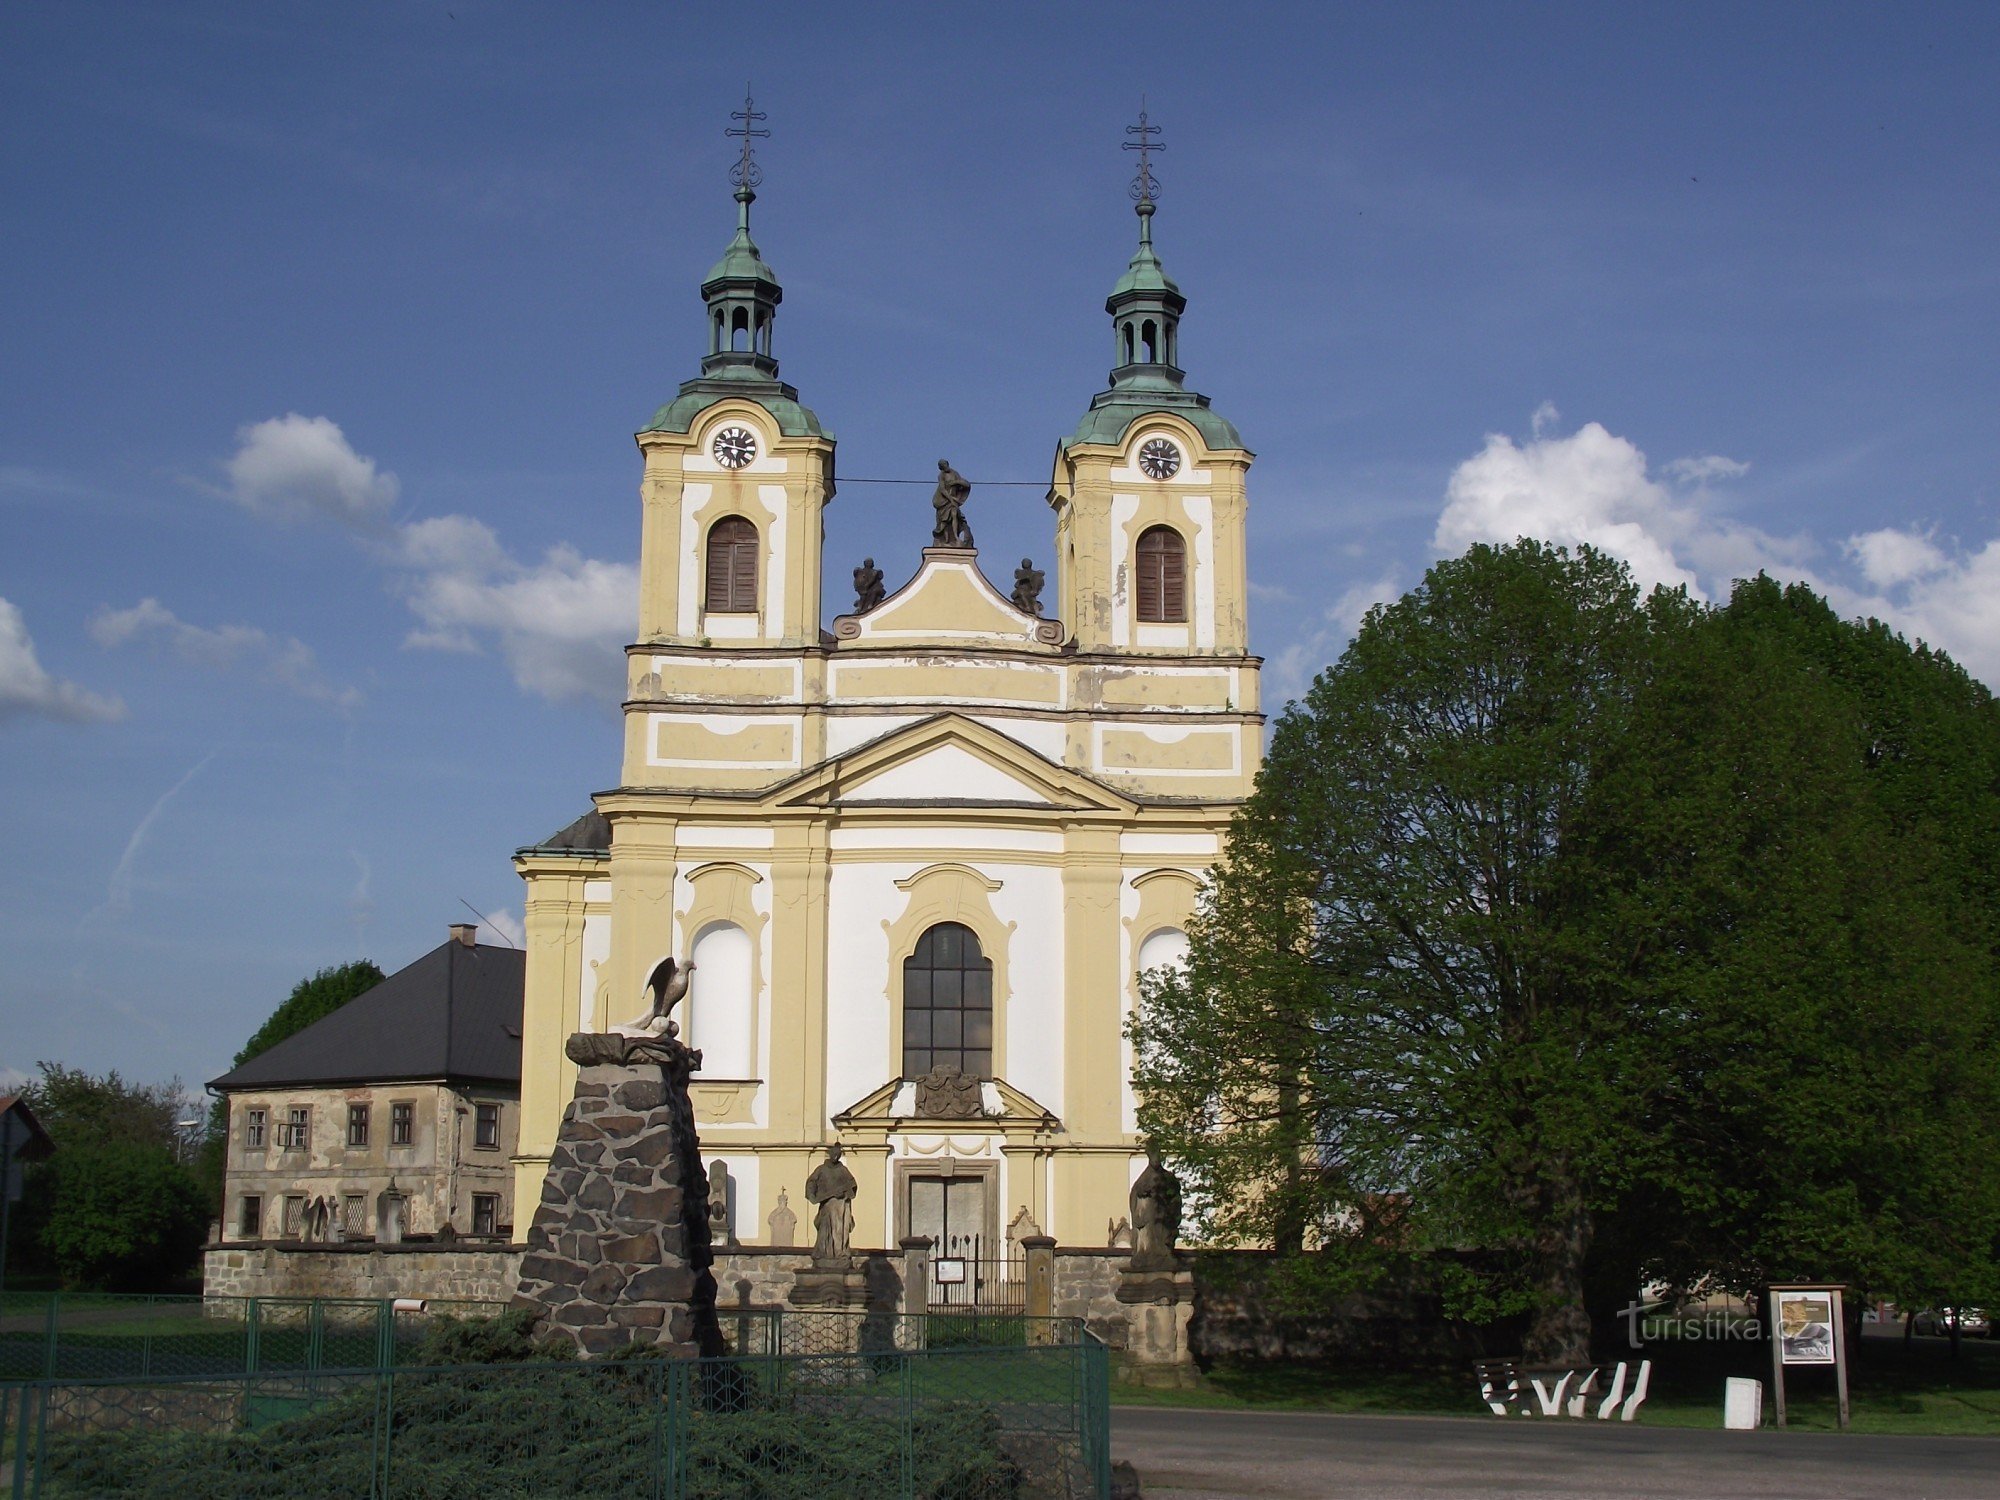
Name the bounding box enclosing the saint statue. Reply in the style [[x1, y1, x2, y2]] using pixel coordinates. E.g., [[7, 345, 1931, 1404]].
[[853, 557, 886, 613], [804, 1142, 858, 1265], [1128, 1144, 1183, 1267], [931, 460, 974, 548], [1011, 557, 1045, 616]]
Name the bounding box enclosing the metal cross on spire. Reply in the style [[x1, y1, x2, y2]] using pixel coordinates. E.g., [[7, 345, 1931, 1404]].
[[1124, 99, 1164, 205], [726, 87, 769, 191]]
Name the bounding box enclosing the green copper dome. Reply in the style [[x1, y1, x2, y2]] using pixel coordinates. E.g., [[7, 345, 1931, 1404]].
[[640, 182, 827, 441], [1066, 199, 1241, 453]]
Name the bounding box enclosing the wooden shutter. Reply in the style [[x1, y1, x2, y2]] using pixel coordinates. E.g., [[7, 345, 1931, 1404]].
[[705, 517, 758, 612], [1136, 527, 1186, 623]]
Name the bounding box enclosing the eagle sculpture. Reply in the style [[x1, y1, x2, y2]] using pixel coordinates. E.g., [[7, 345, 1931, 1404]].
[[612, 956, 695, 1039]]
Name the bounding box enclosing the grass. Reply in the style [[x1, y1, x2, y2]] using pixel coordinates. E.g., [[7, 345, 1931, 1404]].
[[1113, 1329, 2000, 1436]]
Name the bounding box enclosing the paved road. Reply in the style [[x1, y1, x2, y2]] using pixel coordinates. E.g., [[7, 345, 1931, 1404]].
[[1114, 1406, 2000, 1499]]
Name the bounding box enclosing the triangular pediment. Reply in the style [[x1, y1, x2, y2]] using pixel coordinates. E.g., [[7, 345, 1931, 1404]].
[[767, 714, 1133, 813], [831, 548, 1064, 651], [833, 1074, 1061, 1131]]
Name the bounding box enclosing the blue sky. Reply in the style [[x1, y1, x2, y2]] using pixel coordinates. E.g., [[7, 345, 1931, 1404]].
[[4, 2, 1996, 1093]]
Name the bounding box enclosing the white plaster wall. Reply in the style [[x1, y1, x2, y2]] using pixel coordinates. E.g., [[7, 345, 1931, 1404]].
[[968, 716, 1066, 762], [1186, 494, 1216, 649], [826, 716, 909, 758], [989, 865, 1065, 1111], [848, 745, 1048, 803], [829, 657, 1066, 707], [758, 482, 788, 637], [830, 826, 1064, 855], [1120, 832, 1220, 859], [824, 863, 901, 1119]]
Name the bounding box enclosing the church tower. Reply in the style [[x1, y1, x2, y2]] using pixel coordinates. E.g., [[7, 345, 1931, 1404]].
[[1050, 111, 1252, 663], [513, 107, 1263, 1261]]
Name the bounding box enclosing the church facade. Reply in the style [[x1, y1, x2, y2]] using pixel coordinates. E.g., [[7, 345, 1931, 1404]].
[[512, 166, 1261, 1261]]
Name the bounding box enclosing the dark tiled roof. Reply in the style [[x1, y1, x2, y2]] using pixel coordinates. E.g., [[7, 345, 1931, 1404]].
[[208, 940, 523, 1092], [0, 1096, 55, 1160], [527, 809, 610, 853]]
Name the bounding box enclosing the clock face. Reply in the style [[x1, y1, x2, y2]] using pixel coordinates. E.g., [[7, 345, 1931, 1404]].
[[712, 426, 758, 469], [1138, 437, 1181, 481]]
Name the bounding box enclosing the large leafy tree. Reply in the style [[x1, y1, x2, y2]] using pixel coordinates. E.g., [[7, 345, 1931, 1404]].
[[15, 1064, 211, 1289], [1134, 543, 2000, 1364]]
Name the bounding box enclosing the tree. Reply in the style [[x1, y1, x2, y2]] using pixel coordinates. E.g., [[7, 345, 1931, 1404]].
[[1133, 544, 2000, 1365], [195, 958, 383, 1205], [15, 1063, 211, 1289]]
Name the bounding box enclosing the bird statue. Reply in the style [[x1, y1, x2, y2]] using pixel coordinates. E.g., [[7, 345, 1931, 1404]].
[[612, 956, 695, 1039]]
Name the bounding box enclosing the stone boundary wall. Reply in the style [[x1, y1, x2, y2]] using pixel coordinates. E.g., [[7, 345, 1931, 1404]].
[[710, 1245, 907, 1312], [202, 1243, 521, 1304]]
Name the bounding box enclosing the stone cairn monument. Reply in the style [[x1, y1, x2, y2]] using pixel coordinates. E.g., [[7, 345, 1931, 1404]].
[[512, 957, 725, 1357]]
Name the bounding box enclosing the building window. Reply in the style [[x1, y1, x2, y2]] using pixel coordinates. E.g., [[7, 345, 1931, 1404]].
[[244, 1107, 267, 1150], [704, 516, 759, 613], [239, 1195, 262, 1238], [471, 1194, 500, 1238], [902, 922, 994, 1080], [347, 1103, 370, 1148], [343, 1194, 367, 1237], [1135, 526, 1187, 623], [475, 1103, 500, 1150], [283, 1195, 305, 1238], [278, 1107, 310, 1150], [390, 1102, 414, 1146]]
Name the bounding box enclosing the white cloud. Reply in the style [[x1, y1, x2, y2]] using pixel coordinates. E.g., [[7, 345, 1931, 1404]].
[[0, 597, 125, 724], [1265, 572, 1403, 710], [1428, 411, 2000, 687], [90, 598, 361, 710], [480, 907, 526, 950], [394, 536, 636, 704], [1435, 422, 1715, 597], [1837, 533, 2000, 683], [226, 413, 399, 528], [1845, 527, 1948, 589], [219, 416, 633, 703]]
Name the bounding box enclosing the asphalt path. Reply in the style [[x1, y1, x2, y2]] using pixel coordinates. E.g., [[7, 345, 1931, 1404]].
[[1114, 1406, 2000, 1499]]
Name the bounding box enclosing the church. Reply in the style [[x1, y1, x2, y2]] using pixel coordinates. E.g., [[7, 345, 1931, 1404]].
[[511, 124, 1263, 1267]]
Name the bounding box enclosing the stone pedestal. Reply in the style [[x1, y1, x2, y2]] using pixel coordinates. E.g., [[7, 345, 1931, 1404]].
[[788, 1259, 871, 1308], [511, 1036, 722, 1358], [1115, 1258, 1196, 1382]]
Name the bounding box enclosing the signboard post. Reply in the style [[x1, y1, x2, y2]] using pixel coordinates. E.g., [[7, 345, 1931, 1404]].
[[1768, 1284, 1849, 1429]]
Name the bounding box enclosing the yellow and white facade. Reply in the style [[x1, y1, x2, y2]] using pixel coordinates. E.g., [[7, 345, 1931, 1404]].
[[513, 183, 1261, 1251]]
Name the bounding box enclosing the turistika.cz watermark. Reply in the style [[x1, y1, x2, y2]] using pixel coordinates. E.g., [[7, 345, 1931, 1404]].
[[1619, 1301, 1763, 1350]]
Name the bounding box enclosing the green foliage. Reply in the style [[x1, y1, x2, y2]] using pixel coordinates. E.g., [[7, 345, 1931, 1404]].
[[41, 1368, 1023, 1499], [13, 1062, 210, 1290], [230, 960, 385, 1072], [408, 1308, 574, 1366], [1133, 541, 2000, 1364], [28, 1142, 209, 1290]]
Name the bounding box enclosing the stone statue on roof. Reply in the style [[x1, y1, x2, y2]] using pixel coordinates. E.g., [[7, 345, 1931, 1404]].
[[1011, 558, 1045, 616], [931, 460, 974, 548], [853, 557, 885, 613]]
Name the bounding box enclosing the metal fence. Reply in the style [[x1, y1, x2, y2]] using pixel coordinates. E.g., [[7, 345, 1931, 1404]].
[[719, 1307, 1083, 1360], [1, 1330, 1112, 1498], [0, 1293, 508, 1383]]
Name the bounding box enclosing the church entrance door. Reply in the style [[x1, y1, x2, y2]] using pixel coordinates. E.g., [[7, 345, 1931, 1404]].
[[909, 1174, 1022, 1314]]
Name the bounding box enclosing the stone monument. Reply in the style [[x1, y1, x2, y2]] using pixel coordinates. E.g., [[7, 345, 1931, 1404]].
[[1116, 1143, 1196, 1378], [510, 958, 724, 1357], [790, 1142, 867, 1307], [930, 460, 974, 548]]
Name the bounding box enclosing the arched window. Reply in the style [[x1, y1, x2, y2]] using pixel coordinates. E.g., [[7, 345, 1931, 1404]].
[[1141, 319, 1158, 363], [903, 922, 993, 1079], [705, 517, 759, 613], [731, 306, 750, 352], [1135, 525, 1187, 623], [1123, 322, 1136, 364]]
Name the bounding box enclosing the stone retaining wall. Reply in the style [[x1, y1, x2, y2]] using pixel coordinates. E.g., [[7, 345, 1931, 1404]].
[[202, 1243, 521, 1304]]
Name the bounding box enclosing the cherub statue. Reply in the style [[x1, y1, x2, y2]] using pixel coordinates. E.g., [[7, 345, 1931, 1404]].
[[853, 557, 886, 612], [1011, 557, 1045, 616]]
